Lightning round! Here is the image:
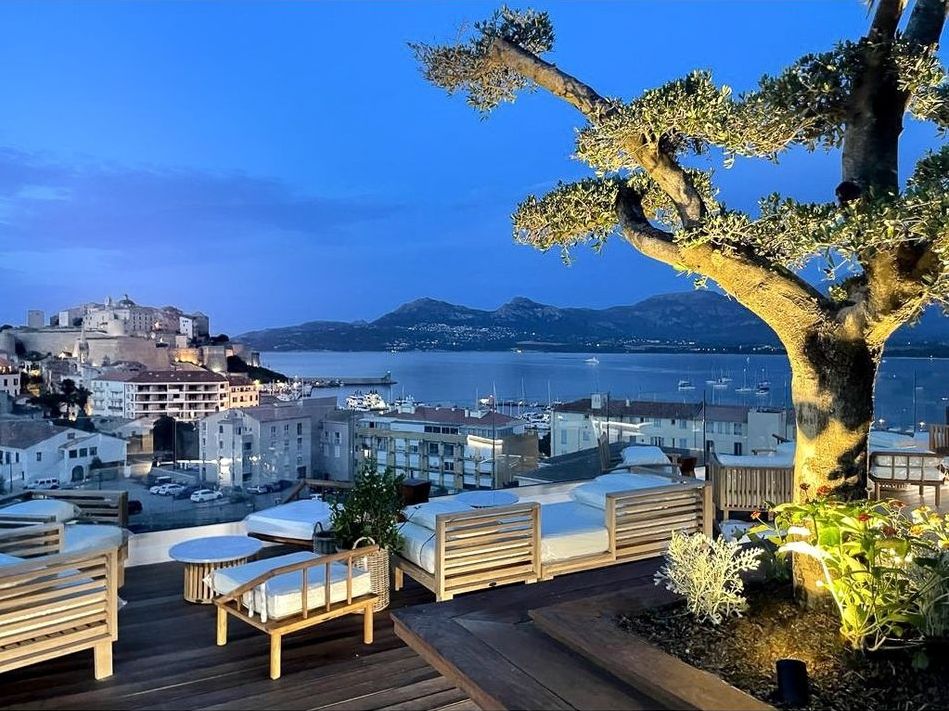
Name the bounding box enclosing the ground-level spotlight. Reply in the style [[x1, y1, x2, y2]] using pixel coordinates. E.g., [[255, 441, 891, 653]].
[[776, 658, 809, 706]]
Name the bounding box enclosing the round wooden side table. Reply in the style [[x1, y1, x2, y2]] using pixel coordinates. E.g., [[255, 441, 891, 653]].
[[168, 535, 263, 604]]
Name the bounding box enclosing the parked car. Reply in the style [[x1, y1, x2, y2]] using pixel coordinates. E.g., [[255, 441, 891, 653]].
[[173, 485, 200, 501], [25, 477, 61, 490], [160, 483, 186, 497], [148, 475, 173, 493], [245, 483, 272, 495], [190, 489, 224, 503]]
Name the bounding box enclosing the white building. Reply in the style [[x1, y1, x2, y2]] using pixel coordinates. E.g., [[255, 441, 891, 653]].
[[0, 420, 127, 487], [90, 369, 229, 421], [89, 371, 136, 417], [178, 313, 210, 340], [551, 395, 793, 459], [0, 358, 19, 399], [226, 375, 260, 409], [356, 405, 539, 490]]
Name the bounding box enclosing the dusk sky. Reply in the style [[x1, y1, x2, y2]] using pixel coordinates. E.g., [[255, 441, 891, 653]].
[[0, 1, 942, 334]]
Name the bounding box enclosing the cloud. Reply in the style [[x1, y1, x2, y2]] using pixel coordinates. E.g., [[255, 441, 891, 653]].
[[0, 148, 400, 260]]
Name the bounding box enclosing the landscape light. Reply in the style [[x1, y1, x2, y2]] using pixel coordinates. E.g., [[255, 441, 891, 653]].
[[775, 658, 809, 706]]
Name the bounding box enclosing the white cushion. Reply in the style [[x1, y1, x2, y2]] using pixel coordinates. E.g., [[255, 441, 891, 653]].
[[0, 500, 80, 522], [211, 551, 372, 621], [63, 524, 125, 554], [620, 446, 670, 467], [402, 500, 475, 531], [243, 500, 331, 541], [0, 552, 24, 567], [539, 502, 608, 563], [571, 474, 679, 510], [398, 522, 437, 573]]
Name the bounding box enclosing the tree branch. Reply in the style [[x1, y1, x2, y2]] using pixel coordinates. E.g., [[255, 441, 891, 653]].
[[486, 37, 706, 225], [905, 0, 949, 46], [616, 187, 835, 349], [870, 0, 906, 40]]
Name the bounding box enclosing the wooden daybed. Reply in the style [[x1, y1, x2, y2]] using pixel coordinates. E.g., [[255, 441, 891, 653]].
[[0, 523, 120, 680], [393, 476, 712, 602], [211, 546, 378, 679]]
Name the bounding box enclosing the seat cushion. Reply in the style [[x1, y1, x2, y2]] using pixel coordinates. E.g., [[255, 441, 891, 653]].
[[620, 446, 670, 467], [572, 474, 679, 510], [243, 500, 332, 541], [211, 551, 372, 620], [0, 500, 80, 522], [402, 500, 474, 531], [539, 502, 609, 563], [397, 522, 438, 574], [63, 524, 126, 554]]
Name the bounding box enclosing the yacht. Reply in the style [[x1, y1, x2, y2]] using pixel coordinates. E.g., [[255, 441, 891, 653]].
[[585, 357, 599, 365], [345, 389, 389, 411], [711, 377, 729, 390], [677, 379, 696, 391], [735, 370, 754, 394], [755, 383, 771, 397]]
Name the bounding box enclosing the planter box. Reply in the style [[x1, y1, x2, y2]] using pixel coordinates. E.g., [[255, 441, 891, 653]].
[[529, 591, 774, 711]]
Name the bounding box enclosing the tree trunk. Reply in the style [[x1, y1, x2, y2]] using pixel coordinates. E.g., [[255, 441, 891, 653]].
[[787, 331, 881, 603]]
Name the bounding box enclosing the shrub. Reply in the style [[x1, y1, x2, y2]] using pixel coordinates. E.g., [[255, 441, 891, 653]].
[[654, 530, 761, 625], [756, 498, 949, 651], [330, 461, 404, 552]]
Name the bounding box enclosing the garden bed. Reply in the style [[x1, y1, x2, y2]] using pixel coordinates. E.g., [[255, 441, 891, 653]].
[[619, 582, 949, 711]]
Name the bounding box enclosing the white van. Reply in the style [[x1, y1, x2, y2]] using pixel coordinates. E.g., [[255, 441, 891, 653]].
[[25, 477, 61, 490]]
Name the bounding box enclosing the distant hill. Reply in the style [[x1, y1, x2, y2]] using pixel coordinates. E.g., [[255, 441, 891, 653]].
[[237, 292, 949, 354]]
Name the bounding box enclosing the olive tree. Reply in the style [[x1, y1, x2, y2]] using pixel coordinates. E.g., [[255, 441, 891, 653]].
[[412, 2, 948, 506]]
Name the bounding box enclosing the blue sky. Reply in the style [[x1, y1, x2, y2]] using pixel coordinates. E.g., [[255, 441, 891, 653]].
[[0, 1, 942, 334]]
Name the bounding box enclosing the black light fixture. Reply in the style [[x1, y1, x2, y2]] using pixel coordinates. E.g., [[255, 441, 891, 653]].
[[776, 658, 809, 706]]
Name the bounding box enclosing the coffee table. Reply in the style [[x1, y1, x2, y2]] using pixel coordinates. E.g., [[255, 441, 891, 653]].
[[169, 535, 263, 604]]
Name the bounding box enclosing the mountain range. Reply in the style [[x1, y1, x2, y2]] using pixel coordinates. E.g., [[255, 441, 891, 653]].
[[238, 291, 949, 355]]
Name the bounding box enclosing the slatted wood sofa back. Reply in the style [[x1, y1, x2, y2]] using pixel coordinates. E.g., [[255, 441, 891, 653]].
[[0, 523, 118, 680], [869, 451, 946, 506], [708, 453, 794, 518], [930, 424, 949, 456]]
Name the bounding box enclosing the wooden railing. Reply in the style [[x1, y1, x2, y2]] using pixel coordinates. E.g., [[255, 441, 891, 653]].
[[930, 424, 949, 456], [708, 453, 794, 518]]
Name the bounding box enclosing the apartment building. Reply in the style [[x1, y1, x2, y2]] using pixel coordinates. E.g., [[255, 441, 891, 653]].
[[122, 369, 228, 421], [226, 375, 260, 409], [551, 394, 793, 459], [198, 397, 337, 488], [318, 409, 357, 481], [356, 405, 539, 490]]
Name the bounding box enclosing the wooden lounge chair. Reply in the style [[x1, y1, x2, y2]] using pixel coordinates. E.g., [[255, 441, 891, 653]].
[[212, 547, 378, 679], [0, 523, 119, 680], [869, 451, 946, 506]]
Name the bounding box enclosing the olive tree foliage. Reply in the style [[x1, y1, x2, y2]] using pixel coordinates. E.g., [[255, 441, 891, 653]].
[[412, 5, 948, 337], [412, 3, 949, 518]]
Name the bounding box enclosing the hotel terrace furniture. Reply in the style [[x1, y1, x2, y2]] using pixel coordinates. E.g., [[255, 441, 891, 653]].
[[931, 423, 949, 457], [393, 474, 712, 602], [707, 451, 794, 519], [244, 498, 333, 546], [169, 535, 263, 604], [455, 489, 519, 508], [869, 451, 947, 506], [0, 523, 120, 680], [0, 490, 130, 586], [211, 547, 379, 680]]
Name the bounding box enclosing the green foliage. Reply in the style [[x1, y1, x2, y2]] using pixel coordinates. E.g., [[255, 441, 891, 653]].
[[329, 461, 404, 552], [410, 7, 553, 113], [654, 530, 762, 625], [753, 496, 949, 651]]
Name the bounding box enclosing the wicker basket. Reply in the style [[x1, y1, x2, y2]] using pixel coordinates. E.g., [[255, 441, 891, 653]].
[[349, 537, 390, 611]]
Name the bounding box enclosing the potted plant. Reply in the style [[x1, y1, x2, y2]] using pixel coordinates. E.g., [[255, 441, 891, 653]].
[[329, 460, 404, 610]]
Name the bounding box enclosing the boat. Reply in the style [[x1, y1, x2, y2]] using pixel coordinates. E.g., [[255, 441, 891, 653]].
[[585, 357, 599, 365], [755, 383, 770, 397], [677, 379, 696, 391], [345, 389, 389, 411], [711, 377, 729, 390], [735, 369, 754, 394]]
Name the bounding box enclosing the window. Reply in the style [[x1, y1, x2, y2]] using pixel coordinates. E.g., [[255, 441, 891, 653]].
[[90, 447, 97, 456], [296, 455, 303, 465], [734, 423, 743, 436], [219, 425, 224, 434], [444, 461, 455, 472], [560, 430, 568, 445], [333, 432, 341, 444], [284, 424, 289, 433], [321, 444, 328, 456], [79, 448, 87, 457], [297, 437, 303, 449], [679, 419, 688, 430], [69, 450, 78, 459], [734, 442, 743, 455], [334, 445, 341, 459], [428, 442, 439, 455], [271, 426, 276, 434], [243, 442, 252, 451], [36, 452, 42, 462], [650, 436, 664, 447], [678, 438, 688, 449], [582, 430, 590, 442], [218, 440, 224, 449], [297, 422, 303, 436], [443, 444, 454, 457]]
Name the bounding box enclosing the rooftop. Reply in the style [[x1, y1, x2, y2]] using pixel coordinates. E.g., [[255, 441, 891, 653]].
[[0, 553, 473, 711], [554, 397, 788, 422], [0, 419, 71, 449], [374, 405, 518, 428], [127, 369, 228, 384]]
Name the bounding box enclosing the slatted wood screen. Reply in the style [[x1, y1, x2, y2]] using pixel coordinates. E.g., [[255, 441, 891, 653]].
[[607, 484, 710, 563], [0, 523, 63, 559], [32, 490, 129, 527], [436, 503, 540, 600], [709, 455, 794, 517], [930, 424, 949, 456]]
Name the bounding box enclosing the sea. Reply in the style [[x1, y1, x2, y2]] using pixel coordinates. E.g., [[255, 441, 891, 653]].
[[260, 351, 949, 432]]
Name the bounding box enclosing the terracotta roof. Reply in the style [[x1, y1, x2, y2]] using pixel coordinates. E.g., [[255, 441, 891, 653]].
[[128, 369, 227, 384], [554, 398, 703, 420]]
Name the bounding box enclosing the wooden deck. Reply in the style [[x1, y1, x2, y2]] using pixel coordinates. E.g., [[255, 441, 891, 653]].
[[393, 558, 671, 711], [0, 555, 474, 711]]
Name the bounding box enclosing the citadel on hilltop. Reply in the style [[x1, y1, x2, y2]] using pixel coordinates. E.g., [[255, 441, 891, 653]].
[[2, 295, 258, 373]]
